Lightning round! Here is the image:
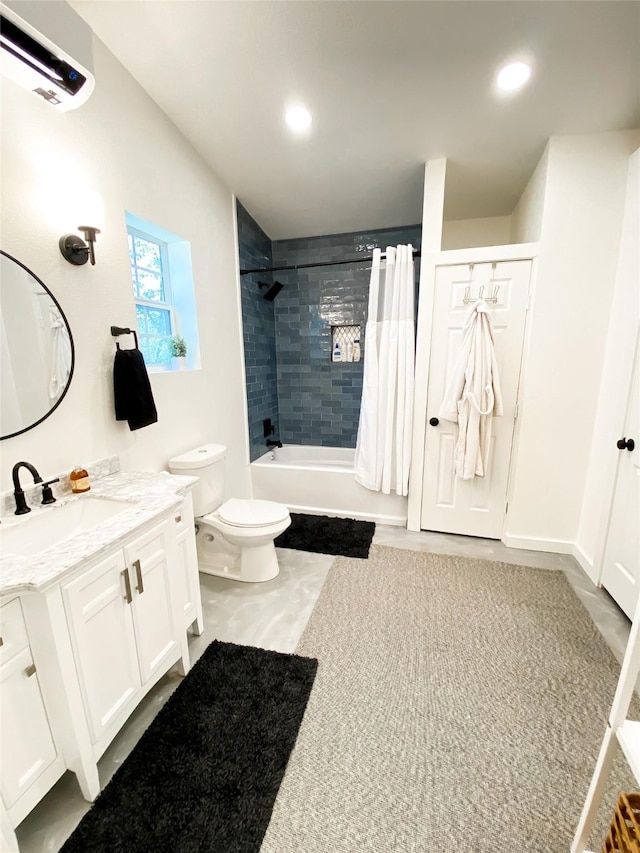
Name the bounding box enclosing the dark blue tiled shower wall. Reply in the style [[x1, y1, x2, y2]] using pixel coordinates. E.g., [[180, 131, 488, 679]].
[[236, 202, 279, 462], [237, 205, 421, 456], [272, 225, 421, 449]]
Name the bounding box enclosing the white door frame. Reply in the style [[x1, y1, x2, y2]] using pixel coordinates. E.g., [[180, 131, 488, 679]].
[[594, 325, 640, 590], [408, 242, 540, 533], [575, 150, 639, 585]]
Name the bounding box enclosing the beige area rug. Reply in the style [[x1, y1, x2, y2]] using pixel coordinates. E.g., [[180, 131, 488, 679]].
[[260, 545, 637, 853]]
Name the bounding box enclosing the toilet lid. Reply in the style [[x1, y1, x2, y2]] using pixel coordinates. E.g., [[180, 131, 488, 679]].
[[218, 498, 289, 528]]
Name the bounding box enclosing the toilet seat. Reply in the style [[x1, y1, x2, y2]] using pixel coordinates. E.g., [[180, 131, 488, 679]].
[[214, 498, 289, 529]]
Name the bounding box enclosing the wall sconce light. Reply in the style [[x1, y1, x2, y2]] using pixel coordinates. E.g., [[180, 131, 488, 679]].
[[59, 226, 100, 266], [58, 190, 103, 266]]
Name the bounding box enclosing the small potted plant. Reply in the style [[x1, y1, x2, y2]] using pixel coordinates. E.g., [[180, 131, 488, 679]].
[[170, 335, 187, 370]]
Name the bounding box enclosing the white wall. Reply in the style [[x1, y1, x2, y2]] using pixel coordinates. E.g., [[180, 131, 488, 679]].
[[575, 149, 639, 580], [441, 215, 512, 250], [506, 130, 640, 550], [422, 158, 447, 252], [0, 34, 251, 497], [510, 146, 549, 244]]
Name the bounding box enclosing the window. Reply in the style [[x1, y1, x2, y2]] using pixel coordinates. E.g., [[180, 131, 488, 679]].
[[125, 212, 201, 373], [128, 228, 173, 367]]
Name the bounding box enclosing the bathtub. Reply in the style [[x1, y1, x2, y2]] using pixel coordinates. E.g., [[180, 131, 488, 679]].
[[251, 445, 407, 526]]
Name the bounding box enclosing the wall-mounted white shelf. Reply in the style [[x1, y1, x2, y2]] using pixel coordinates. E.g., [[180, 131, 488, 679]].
[[571, 592, 640, 853]]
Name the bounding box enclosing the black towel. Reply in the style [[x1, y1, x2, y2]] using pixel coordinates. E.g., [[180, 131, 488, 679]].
[[113, 348, 158, 431]]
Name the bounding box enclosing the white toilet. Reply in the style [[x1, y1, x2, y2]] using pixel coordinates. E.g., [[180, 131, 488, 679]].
[[168, 444, 291, 583]]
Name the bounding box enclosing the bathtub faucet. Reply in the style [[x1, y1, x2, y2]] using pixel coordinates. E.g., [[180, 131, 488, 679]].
[[266, 439, 283, 448]]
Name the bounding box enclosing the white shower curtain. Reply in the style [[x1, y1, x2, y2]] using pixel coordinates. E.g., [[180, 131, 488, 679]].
[[354, 245, 415, 495]]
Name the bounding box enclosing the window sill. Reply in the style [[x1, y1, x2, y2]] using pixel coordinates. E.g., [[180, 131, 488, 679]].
[[147, 363, 200, 375]]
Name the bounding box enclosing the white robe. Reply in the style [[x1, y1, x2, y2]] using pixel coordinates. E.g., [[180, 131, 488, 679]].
[[438, 300, 503, 480]]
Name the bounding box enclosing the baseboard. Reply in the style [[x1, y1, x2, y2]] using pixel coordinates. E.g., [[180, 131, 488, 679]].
[[502, 534, 574, 554], [503, 536, 601, 585], [571, 543, 600, 585], [285, 503, 407, 527]]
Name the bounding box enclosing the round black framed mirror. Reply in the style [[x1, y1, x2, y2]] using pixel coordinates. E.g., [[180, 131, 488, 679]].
[[0, 250, 75, 440]]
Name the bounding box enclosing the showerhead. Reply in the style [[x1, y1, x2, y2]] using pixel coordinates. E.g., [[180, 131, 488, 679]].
[[259, 281, 284, 301]]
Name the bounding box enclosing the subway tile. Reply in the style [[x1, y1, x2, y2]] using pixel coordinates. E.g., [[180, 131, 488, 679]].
[[241, 210, 420, 455]]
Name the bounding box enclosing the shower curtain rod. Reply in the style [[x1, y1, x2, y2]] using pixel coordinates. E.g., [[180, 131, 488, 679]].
[[239, 248, 421, 276]]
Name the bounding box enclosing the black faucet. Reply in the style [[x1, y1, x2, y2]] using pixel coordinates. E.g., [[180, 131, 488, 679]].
[[41, 478, 60, 505], [266, 439, 283, 448], [12, 461, 43, 515]]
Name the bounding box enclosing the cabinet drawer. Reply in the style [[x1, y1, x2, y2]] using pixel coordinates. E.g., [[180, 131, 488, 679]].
[[0, 597, 29, 666]]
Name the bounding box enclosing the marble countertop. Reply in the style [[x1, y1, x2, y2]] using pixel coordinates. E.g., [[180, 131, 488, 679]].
[[0, 471, 198, 596]]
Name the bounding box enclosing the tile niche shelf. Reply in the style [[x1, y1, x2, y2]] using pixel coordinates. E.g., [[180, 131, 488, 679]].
[[331, 325, 361, 363], [571, 592, 640, 853]]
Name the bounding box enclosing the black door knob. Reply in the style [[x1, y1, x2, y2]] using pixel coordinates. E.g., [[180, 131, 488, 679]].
[[429, 417, 439, 427], [617, 437, 635, 451]]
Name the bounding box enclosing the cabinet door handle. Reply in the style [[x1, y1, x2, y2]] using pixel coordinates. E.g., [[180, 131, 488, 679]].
[[133, 559, 144, 594], [175, 514, 182, 524], [122, 568, 133, 604], [25, 663, 36, 678]]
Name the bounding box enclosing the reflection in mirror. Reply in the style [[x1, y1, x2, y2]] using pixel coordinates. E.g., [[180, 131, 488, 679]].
[[0, 251, 75, 440]]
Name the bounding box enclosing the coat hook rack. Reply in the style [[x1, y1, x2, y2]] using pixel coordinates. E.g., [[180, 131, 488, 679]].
[[111, 325, 139, 350], [463, 284, 500, 304]]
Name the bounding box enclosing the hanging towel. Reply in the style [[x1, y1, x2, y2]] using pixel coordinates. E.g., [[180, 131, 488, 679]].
[[113, 348, 158, 431], [438, 299, 503, 479]]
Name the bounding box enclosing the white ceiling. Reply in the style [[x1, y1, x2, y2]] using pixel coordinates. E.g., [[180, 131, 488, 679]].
[[70, 1, 639, 240]]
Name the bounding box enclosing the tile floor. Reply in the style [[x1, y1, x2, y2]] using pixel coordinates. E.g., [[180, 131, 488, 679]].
[[15, 527, 630, 853]]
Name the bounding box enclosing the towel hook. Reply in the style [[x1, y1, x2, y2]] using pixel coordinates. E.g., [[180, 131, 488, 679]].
[[462, 266, 500, 304], [487, 262, 499, 303]]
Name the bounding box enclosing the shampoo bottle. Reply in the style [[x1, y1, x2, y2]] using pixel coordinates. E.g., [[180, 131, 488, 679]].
[[332, 341, 342, 362], [353, 339, 361, 362]]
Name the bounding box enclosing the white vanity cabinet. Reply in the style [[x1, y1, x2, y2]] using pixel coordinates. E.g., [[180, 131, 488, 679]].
[[62, 516, 188, 756], [0, 598, 65, 832], [0, 486, 201, 850]]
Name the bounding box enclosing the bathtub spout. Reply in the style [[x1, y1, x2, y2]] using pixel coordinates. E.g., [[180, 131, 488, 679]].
[[266, 439, 283, 448]]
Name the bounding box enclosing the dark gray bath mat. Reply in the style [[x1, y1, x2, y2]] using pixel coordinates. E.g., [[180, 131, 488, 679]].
[[61, 640, 318, 853], [275, 512, 375, 558]]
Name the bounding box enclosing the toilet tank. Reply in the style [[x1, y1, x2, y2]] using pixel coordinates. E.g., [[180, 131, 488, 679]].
[[168, 444, 226, 517]]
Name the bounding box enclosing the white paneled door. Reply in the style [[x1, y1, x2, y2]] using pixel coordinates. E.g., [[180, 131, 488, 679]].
[[601, 337, 640, 618], [420, 260, 531, 538]]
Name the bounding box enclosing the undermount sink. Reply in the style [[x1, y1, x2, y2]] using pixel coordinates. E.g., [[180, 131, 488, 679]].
[[0, 497, 130, 557]]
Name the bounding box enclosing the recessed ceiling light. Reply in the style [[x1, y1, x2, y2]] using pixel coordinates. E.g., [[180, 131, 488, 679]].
[[496, 61, 532, 92], [285, 106, 312, 133]]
